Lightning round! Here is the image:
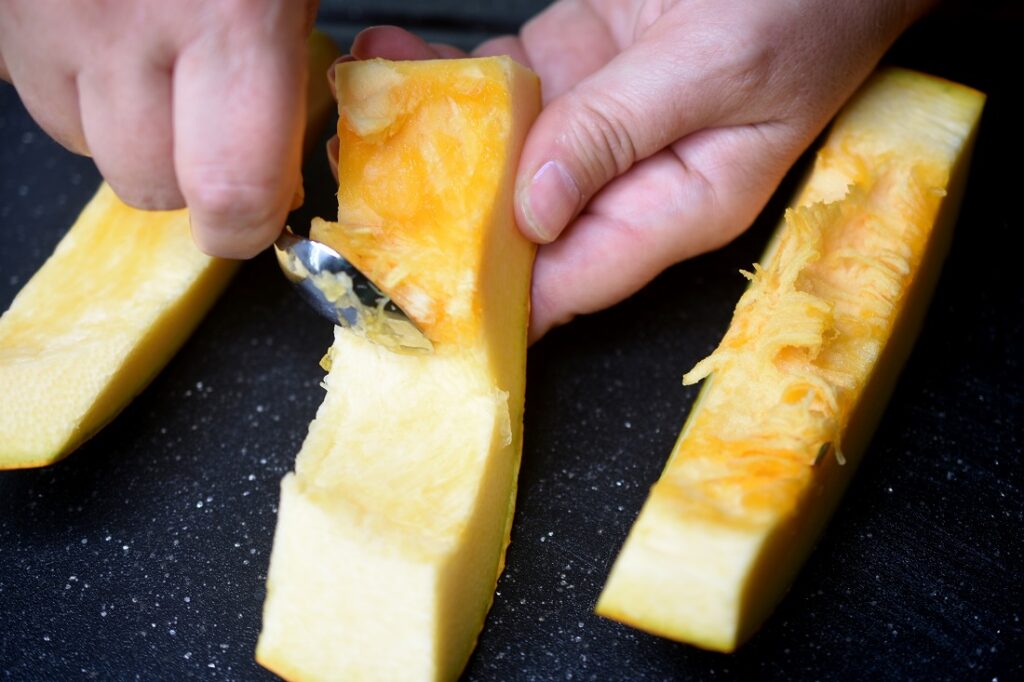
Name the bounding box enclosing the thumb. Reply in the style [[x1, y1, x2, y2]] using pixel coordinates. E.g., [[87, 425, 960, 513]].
[[515, 40, 721, 244]]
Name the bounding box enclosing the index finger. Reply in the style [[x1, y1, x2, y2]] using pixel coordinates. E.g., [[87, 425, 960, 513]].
[[174, 19, 307, 259]]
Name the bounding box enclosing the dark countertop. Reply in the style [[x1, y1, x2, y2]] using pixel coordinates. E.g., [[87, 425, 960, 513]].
[[1, 4, 1021, 681]]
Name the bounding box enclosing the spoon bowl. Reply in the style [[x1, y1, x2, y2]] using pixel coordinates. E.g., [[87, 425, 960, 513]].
[[273, 228, 432, 352]]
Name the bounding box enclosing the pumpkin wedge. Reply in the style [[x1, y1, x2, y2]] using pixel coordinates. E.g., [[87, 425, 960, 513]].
[[255, 57, 540, 681], [596, 68, 985, 652], [0, 32, 339, 469], [0, 186, 236, 468]]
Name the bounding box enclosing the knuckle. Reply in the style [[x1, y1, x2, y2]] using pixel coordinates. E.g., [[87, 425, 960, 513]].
[[183, 175, 281, 226], [115, 188, 184, 212], [96, 151, 182, 211], [716, 20, 781, 111], [680, 13, 779, 116], [561, 94, 639, 192], [106, 176, 184, 212]]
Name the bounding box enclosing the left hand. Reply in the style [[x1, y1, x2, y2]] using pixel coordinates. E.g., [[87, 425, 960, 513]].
[[328, 0, 929, 341]]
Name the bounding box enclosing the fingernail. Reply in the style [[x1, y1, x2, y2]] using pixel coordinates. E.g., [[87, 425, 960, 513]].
[[520, 161, 580, 242]]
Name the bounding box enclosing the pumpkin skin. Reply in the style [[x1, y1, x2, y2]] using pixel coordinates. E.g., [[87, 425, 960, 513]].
[[0, 32, 339, 470], [596, 68, 985, 653], [256, 57, 541, 682]]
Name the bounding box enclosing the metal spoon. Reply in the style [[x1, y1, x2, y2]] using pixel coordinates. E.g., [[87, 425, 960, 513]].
[[273, 228, 432, 352]]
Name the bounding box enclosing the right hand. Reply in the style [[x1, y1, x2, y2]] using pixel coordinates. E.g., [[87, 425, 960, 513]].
[[0, 0, 317, 258]]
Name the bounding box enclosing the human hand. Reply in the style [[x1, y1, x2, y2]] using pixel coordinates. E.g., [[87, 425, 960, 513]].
[[0, 0, 316, 258], [344, 0, 934, 340]]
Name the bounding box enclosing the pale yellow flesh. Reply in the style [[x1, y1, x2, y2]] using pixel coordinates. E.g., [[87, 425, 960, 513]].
[[256, 57, 540, 682], [0, 185, 236, 468], [257, 332, 514, 681], [596, 69, 985, 651]]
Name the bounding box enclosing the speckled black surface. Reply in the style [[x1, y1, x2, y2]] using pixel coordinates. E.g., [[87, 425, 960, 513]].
[[1, 5, 1022, 681]]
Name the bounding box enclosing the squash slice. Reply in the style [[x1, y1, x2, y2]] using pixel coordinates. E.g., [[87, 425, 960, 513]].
[[0, 32, 340, 469], [0, 187, 235, 468], [596, 68, 985, 652], [256, 58, 540, 681]]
